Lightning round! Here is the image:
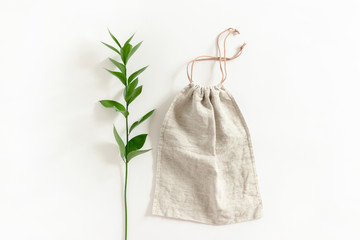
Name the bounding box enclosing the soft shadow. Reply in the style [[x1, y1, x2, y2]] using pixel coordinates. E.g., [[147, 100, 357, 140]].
[[92, 142, 122, 168], [144, 54, 223, 218], [78, 37, 129, 239], [91, 58, 127, 240], [145, 91, 177, 217], [144, 63, 185, 217], [92, 142, 126, 238]]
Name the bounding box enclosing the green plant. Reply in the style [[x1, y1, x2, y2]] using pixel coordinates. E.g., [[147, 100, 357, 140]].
[[99, 29, 155, 240]]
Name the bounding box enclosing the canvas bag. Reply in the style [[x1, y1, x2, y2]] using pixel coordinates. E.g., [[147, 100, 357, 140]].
[[152, 28, 263, 225]]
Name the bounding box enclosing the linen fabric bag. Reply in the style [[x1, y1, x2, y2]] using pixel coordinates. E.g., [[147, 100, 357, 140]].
[[152, 28, 263, 225]]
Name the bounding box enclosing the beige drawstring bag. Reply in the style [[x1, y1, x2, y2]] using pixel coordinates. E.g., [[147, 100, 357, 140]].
[[152, 28, 263, 225]]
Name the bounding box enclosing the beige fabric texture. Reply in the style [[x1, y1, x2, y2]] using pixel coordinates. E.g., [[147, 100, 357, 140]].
[[152, 82, 263, 225]]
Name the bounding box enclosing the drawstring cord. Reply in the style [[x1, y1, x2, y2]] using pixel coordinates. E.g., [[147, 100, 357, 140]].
[[186, 27, 246, 84]]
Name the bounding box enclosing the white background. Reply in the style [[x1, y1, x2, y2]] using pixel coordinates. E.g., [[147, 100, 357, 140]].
[[1, 0, 359, 239]]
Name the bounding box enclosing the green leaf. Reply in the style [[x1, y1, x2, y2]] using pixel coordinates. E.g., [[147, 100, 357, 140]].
[[120, 43, 132, 65], [126, 134, 147, 155], [107, 28, 122, 48], [109, 58, 126, 73], [127, 85, 142, 105], [104, 68, 126, 85], [127, 149, 151, 162], [128, 66, 148, 83], [99, 100, 129, 117], [124, 78, 138, 102], [125, 33, 135, 46], [129, 109, 155, 133], [99, 100, 125, 111], [113, 125, 126, 160], [128, 41, 142, 59], [101, 41, 120, 55]]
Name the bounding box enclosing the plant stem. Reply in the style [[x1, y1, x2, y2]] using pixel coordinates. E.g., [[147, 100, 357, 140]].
[[124, 161, 128, 240], [124, 66, 129, 240], [124, 110, 128, 240]]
